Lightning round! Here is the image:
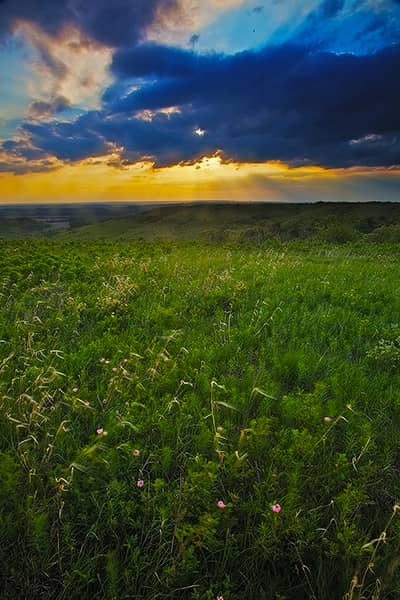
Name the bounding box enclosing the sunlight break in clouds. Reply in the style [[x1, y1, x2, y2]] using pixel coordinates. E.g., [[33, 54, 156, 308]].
[[1, 155, 399, 204]]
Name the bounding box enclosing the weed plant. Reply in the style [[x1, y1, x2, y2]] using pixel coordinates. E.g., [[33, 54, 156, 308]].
[[1, 240, 400, 599]]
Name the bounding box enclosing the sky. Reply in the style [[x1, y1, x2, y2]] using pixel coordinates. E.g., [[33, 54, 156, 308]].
[[0, 0, 399, 204]]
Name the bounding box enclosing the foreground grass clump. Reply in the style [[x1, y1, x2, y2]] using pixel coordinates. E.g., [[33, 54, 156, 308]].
[[1, 240, 400, 599]]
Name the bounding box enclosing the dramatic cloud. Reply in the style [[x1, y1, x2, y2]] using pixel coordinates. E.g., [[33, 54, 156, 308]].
[[4, 21, 113, 128], [0, 0, 181, 47], [20, 116, 110, 161], [4, 40, 399, 171], [28, 95, 71, 118], [107, 42, 400, 168], [1, 0, 399, 179]]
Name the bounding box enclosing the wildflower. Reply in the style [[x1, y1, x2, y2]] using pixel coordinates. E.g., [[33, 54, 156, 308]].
[[324, 416, 332, 422], [217, 596, 224, 600], [72, 386, 79, 393], [84, 401, 90, 407], [217, 500, 225, 509], [272, 503, 281, 513], [112, 367, 117, 372], [136, 479, 144, 488], [100, 358, 106, 363], [96, 428, 104, 435], [105, 359, 110, 364], [133, 449, 140, 457]]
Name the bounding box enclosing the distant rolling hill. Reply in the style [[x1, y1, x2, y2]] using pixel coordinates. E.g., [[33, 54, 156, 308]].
[[0, 202, 151, 239], [0, 217, 50, 239], [54, 202, 400, 243], [2, 202, 400, 242]]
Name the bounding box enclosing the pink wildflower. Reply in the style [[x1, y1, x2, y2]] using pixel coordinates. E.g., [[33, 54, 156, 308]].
[[72, 387, 78, 393], [324, 416, 332, 422], [272, 503, 281, 513], [136, 479, 144, 488], [96, 428, 104, 435], [217, 596, 224, 600], [112, 367, 117, 372], [217, 500, 225, 509], [133, 449, 141, 457], [84, 401, 90, 407]]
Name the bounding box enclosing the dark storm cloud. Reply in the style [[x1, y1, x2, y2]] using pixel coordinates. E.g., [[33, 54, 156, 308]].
[[3, 41, 400, 170], [103, 42, 400, 166], [0, 0, 179, 47], [20, 116, 110, 161], [111, 43, 200, 79], [13, 108, 213, 166]]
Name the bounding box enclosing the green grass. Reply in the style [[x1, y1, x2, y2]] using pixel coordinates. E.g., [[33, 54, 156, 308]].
[[1, 239, 400, 599]]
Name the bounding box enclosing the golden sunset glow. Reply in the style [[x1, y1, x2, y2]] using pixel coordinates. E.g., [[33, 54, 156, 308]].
[[1, 155, 399, 204]]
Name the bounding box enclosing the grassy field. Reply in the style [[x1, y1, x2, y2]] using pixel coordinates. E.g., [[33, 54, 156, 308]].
[[1, 239, 400, 599]]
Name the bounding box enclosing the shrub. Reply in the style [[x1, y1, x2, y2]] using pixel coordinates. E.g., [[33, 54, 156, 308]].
[[368, 224, 400, 243], [318, 222, 361, 243]]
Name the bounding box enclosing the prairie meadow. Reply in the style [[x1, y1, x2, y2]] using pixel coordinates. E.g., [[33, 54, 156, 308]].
[[1, 239, 400, 598]]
